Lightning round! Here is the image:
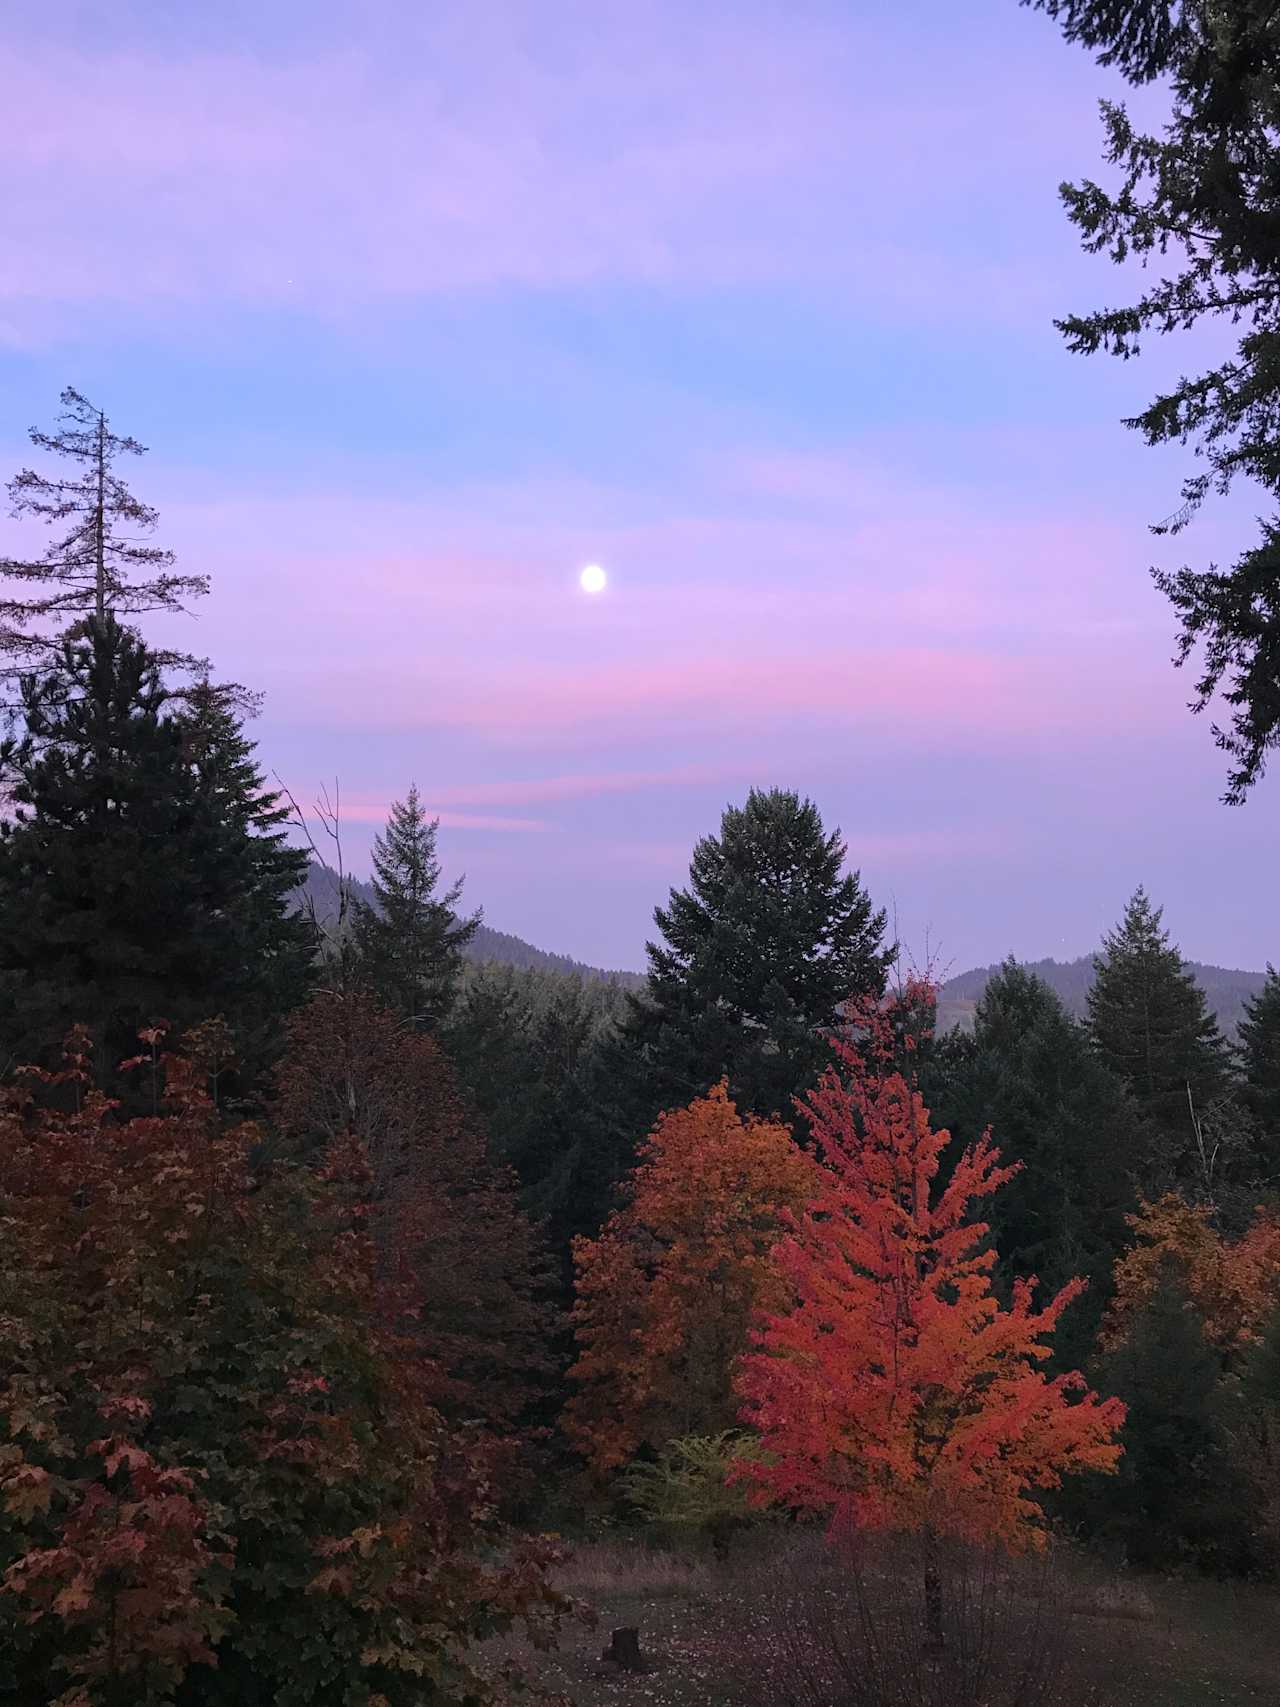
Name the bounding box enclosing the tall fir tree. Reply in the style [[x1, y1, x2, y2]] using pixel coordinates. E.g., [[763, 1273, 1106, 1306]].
[[1238, 964, 1280, 1181], [614, 787, 891, 1126], [1088, 1261, 1245, 1572], [1, 387, 209, 694], [0, 618, 312, 1092], [350, 786, 479, 1030], [1025, 0, 1280, 800], [443, 964, 626, 1277], [178, 680, 315, 1083], [930, 960, 1141, 1360], [1087, 887, 1230, 1182]]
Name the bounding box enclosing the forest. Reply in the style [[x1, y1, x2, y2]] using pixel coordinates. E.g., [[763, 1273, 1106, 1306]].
[[3, 2, 1280, 1704]]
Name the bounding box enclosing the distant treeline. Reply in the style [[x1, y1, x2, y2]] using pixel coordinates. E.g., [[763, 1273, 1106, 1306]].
[[938, 955, 1269, 1040], [297, 861, 646, 990]]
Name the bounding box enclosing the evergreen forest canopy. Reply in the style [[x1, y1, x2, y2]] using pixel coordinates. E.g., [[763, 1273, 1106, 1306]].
[[3, 9, 1280, 1684]]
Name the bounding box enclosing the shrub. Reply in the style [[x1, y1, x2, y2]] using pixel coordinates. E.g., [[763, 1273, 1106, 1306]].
[[622, 1433, 766, 1559]]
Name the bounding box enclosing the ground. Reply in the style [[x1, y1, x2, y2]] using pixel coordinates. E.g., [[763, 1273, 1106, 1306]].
[[482, 1532, 1280, 1707]]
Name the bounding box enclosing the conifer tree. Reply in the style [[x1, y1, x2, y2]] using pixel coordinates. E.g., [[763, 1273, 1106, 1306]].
[[443, 964, 633, 1281], [1025, 1, 1280, 799], [1, 387, 209, 694], [1087, 888, 1230, 1181], [1239, 965, 1280, 1179], [1093, 1262, 1245, 1572], [0, 618, 310, 1090], [1230, 1301, 1280, 1573], [179, 680, 315, 1080], [615, 787, 891, 1125], [351, 786, 479, 1030], [934, 961, 1141, 1357]]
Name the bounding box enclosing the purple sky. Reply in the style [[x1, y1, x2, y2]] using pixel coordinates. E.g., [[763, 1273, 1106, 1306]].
[[2, 0, 1276, 974]]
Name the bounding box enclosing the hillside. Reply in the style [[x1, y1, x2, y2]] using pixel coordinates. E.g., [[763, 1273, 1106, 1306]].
[[299, 867, 1266, 1030], [295, 863, 645, 990], [938, 954, 1268, 1039]]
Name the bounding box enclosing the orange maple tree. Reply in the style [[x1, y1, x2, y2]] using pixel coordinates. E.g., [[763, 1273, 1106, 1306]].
[[565, 1081, 818, 1475], [735, 981, 1125, 1550], [1105, 1191, 1280, 1354]]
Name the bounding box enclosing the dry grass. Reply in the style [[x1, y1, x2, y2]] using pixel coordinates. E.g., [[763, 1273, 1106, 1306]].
[[553, 1538, 712, 1601], [1065, 1578, 1159, 1622], [476, 1530, 1280, 1707]]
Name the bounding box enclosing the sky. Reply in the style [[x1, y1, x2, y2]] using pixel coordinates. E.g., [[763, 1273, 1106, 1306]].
[[2, 0, 1276, 975]]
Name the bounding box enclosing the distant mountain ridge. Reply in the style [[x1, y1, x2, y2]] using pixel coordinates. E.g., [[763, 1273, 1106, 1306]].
[[295, 863, 645, 990], [937, 954, 1268, 1039], [297, 866, 1264, 1030]]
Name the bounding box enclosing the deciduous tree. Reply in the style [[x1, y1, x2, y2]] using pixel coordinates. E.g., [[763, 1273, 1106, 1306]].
[[566, 1082, 818, 1476], [275, 991, 556, 1438], [0, 1029, 564, 1706], [1105, 1191, 1280, 1354], [735, 982, 1124, 1551]]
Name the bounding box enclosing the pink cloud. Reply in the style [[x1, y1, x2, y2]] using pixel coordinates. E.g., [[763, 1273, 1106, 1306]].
[[0, 5, 1114, 327], [420, 763, 749, 808], [131, 452, 1188, 767], [285, 793, 549, 833]]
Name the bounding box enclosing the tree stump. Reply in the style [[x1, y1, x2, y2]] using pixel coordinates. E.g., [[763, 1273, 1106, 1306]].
[[600, 1626, 647, 1672]]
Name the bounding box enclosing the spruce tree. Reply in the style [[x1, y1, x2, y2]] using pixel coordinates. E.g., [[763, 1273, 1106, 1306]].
[[0, 618, 311, 1091], [1087, 888, 1231, 1181], [933, 960, 1141, 1358], [1231, 1300, 1280, 1573], [615, 787, 891, 1124], [1, 387, 209, 694], [1025, 1, 1280, 799], [350, 786, 480, 1030], [1239, 964, 1280, 1180], [1092, 1262, 1244, 1572], [179, 680, 316, 1081], [443, 964, 628, 1281]]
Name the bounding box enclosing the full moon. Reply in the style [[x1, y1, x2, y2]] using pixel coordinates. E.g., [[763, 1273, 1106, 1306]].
[[579, 563, 607, 595]]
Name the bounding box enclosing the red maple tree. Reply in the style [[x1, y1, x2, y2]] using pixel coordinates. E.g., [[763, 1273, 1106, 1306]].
[[275, 992, 557, 1438], [0, 1026, 565, 1705], [735, 981, 1125, 1550]]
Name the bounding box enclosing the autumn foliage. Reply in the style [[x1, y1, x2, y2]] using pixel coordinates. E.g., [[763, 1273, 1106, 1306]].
[[1104, 1192, 1280, 1355], [275, 991, 557, 1438], [0, 1028, 564, 1707], [735, 982, 1125, 1549], [565, 1082, 818, 1475]]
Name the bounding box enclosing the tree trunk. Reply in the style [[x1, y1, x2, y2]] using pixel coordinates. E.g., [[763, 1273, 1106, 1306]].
[[95, 411, 107, 622], [601, 1627, 647, 1672], [922, 1530, 945, 1652]]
